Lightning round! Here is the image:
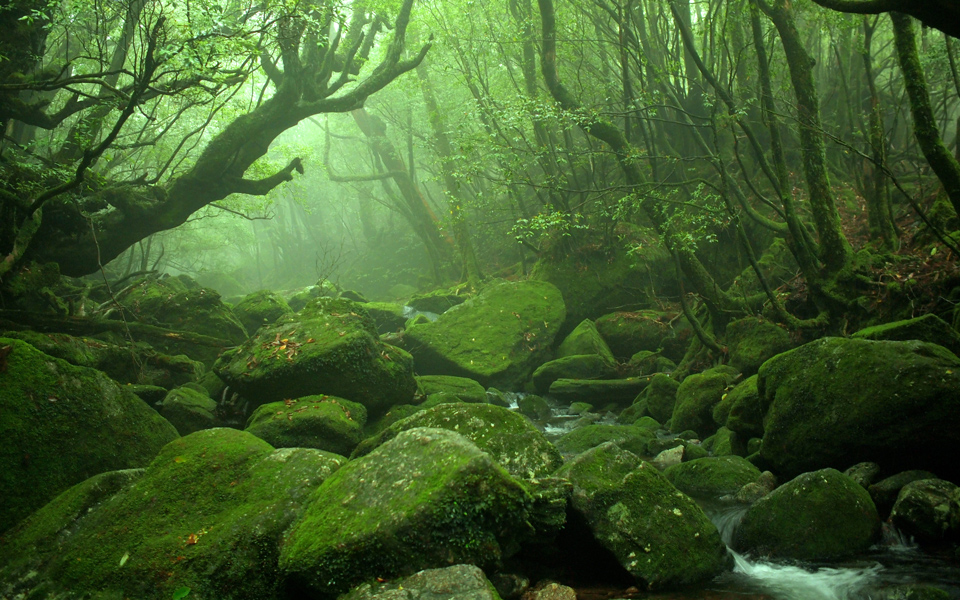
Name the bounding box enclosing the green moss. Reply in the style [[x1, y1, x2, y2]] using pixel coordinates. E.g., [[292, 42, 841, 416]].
[[160, 386, 218, 435], [517, 394, 552, 420], [548, 377, 650, 408], [279, 428, 533, 597], [704, 427, 744, 457], [556, 443, 730, 590], [734, 468, 881, 560], [407, 287, 469, 314], [725, 317, 794, 376], [670, 366, 738, 437], [0, 338, 178, 534], [758, 338, 960, 479], [352, 403, 562, 480], [664, 456, 761, 499], [233, 290, 293, 336], [852, 314, 960, 356], [362, 302, 407, 334], [215, 298, 416, 416], [531, 354, 617, 394], [401, 280, 566, 389], [0, 429, 346, 599], [556, 319, 616, 363], [642, 373, 681, 424], [416, 375, 487, 404], [245, 395, 365, 456], [555, 424, 654, 457]]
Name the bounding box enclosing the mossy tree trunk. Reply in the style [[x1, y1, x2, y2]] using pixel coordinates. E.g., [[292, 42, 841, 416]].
[[891, 12, 960, 218]]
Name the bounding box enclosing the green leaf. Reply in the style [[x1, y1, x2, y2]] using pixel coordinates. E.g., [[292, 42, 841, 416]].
[[172, 587, 191, 600]]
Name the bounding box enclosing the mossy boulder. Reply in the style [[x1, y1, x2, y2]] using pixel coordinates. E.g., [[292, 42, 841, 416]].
[[869, 470, 939, 518], [852, 314, 960, 356], [663, 456, 761, 500], [245, 395, 366, 456], [725, 317, 794, 376], [715, 375, 762, 437], [215, 298, 416, 416], [554, 424, 654, 458], [363, 302, 408, 334], [0, 338, 179, 534], [556, 443, 730, 590], [0, 429, 346, 599], [279, 428, 534, 597], [531, 354, 617, 394], [341, 564, 502, 600], [517, 394, 552, 421], [889, 479, 960, 544], [3, 330, 204, 388], [757, 338, 960, 479], [417, 375, 487, 404], [642, 373, 680, 424], [116, 276, 247, 361], [556, 319, 616, 364], [595, 310, 673, 360], [160, 386, 218, 435], [352, 403, 562, 480], [407, 288, 468, 314], [233, 290, 294, 336], [401, 280, 565, 389], [670, 366, 739, 437], [728, 238, 797, 297], [703, 427, 745, 457], [734, 468, 881, 560], [548, 377, 650, 408]]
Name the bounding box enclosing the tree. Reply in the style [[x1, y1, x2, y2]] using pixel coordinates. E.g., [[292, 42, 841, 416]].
[[0, 0, 428, 279]]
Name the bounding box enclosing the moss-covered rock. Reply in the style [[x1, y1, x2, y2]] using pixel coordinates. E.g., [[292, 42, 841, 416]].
[[714, 374, 761, 437], [160, 386, 218, 435], [401, 280, 565, 389], [340, 564, 502, 600], [703, 426, 744, 457], [531, 354, 618, 394], [727, 238, 797, 297], [245, 395, 366, 456], [556, 443, 729, 590], [642, 373, 680, 424], [3, 330, 205, 388], [407, 288, 469, 314], [0, 338, 179, 534], [889, 479, 960, 543], [548, 377, 650, 408], [757, 338, 960, 479], [215, 298, 416, 416], [734, 468, 881, 560], [279, 428, 534, 597], [663, 456, 761, 500], [869, 470, 939, 519], [633, 416, 661, 431], [556, 319, 616, 364], [363, 302, 408, 334], [844, 462, 881, 488], [852, 314, 960, 356], [0, 429, 345, 599], [352, 403, 562, 480], [670, 366, 739, 437], [233, 290, 294, 336], [554, 424, 654, 458], [725, 317, 794, 376], [417, 374, 487, 404], [517, 394, 552, 421], [595, 311, 674, 360]]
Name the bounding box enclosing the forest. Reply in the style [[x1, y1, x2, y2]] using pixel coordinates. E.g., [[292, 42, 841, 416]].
[[2, 0, 960, 598]]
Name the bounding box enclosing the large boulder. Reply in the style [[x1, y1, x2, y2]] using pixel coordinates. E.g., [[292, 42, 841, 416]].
[[160, 385, 218, 435], [595, 310, 674, 360], [725, 317, 795, 376], [889, 479, 960, 544], [0, 338, 178, 533], [547, 377, 649, 408], [245, 395, 367, 456], [734, 468, 881, 560], [556, 443, 730, 590], [670, 366, 738, 437], [417, 375, 488, 404], [2, 330, 204, 388], [0, 429, 346, 599], [215, 298, 416, 416], [554, 424, 655, 458], [401, 280, 565, 389], [643, 373, 680, 424], [716, 375, 763, 437], [556, 319, 616, 364], [279, 428, 534, 597], [664, 456, 762, 500], [233, 290, 294, 335], [869, 470, 939, 518], [363, 302, 408, 334], [757, 338, 960, 479], [353, 403, 562, 479]]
